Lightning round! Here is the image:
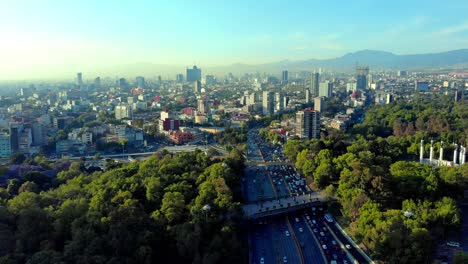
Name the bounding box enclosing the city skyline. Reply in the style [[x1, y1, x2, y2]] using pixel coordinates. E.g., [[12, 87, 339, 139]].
[[1, 0, 468, 79]]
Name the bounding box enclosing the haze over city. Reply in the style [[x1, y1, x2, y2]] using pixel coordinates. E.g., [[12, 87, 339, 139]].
[[0, 1, 468, 263], [1, 0, 468, 79]]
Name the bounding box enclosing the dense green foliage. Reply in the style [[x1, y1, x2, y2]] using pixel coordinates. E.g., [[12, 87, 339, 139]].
[[0, 150, 246, 263], [287, 96, 467, 263]]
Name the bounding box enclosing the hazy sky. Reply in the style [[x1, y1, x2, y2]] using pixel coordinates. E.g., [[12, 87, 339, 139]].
[[1, 0, 468, 79]]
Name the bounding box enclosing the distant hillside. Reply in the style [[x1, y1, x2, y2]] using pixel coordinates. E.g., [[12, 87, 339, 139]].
[[205, 49, 468, 74]]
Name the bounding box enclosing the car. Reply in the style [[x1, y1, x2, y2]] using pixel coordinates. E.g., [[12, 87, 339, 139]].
[[447, 241, 460, 247], [322, 244, 327, 250], [283, 256, 287, 263], [299, 227, 303, 232], [285, 231, 290, 236], [260, 257, 265, 264], [332, 254, 338, 260], [320, 232, 325, 236], [306, 215, 310, 220], [313, 229, 318, 233], [312, 220, 317, 224], [295, 217, 299, 222], [331, 240, 337, 245], [345, 244, 352, 249], [343, 261, 349, 264]]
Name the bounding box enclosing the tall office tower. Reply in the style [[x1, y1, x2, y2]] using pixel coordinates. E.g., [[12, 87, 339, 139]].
[[205, 75, 216, 85], [314, 97, 324, 112], [319, 81, 333, 97], [197, 98, 210, 114], [94, 77, 101, 90], [158, 75, 162, 83], [282, 70, 289, 83], [9, 122, 22, 152], [356, 66, 369, 90], [275, 92, 284, 113], [311, 72, 320, 97], [136, 76, 145, 88], [119, 78, 129, 91], [77, 72, 83, 86], [31, 122, 47, 146], [115, 104, 133, 120], [176, 74, 184, 83], [296, 108, 320, 140], [249, 93, 256, 105], [262, 91, 275, 115], [187, 65, 202, 82], [386, 94, 394, 104], [194, 80, 202, 93], [305, 89, 311, 104], [0, 132, 11, 158]]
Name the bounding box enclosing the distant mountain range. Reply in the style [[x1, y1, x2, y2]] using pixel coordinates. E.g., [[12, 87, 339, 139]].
[[11, 49, 467, 80], [204, 49, 468, 75]]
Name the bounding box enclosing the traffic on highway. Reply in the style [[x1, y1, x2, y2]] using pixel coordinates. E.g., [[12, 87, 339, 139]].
[[244, 128, 371, 264]]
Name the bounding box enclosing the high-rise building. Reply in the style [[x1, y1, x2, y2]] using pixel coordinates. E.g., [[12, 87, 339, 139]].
[[249, 93, 256, 105], [314, 97, 324, 112], [311, 72, 320, 97], [187, 65, 202, 82], [94, 77, 101, 90], [176, 74, 184, 83], [356, 66, 369, 90], [275, 92, 284, 113], [282, 70, 289, 83], [205, 75, 216, 85], [319, 81, 333, 97], [197, 98, 210, 114], [77, 72, 83, 86], [136, 76, 145, 88], [305, 89, 311, 104], [296, 108, 320, 140], [9, 122, 21, 152], [262, 91, 275, 115], [194, 80, 202, 93], [0, 132, 11, 158], [115, 104, 133, 120], [32, 123, 47, 146]]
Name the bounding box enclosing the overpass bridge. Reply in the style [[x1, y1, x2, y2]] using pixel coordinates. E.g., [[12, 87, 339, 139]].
[[243, 192, 326, 219]]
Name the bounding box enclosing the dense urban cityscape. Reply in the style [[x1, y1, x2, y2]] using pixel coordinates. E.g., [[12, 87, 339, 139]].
[[1, 1, 468, 264]]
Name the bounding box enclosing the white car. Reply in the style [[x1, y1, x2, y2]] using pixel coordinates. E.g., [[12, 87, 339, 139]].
[[260, 257, 265, 264], [331, 240, 337, 245], [320, 232, 325, 236], [299, 227, 303, 233], [322, 244, 327, 250], [295, 217, 299, 222], [345, 244, 352, 249], [285, 231, 290, 236], [283, 256, 288, 263], [305, 215, 310, 220]]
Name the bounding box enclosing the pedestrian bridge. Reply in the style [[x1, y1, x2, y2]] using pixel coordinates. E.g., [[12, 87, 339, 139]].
[[243, 193, 326, 219]]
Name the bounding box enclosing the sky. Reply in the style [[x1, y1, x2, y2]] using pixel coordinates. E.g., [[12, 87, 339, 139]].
[[1, 0, 468, 79]]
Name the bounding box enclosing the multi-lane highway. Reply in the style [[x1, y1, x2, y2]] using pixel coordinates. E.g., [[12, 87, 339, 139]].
[[245, 128, 371, 264]]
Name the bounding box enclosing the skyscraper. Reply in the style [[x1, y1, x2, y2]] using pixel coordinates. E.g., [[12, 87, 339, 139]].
[[275, 92, 284, 113], [282, 70, 289, 83], [311, 72, 320, 97], [194, 80, 202, 93], [77, 72, 83, 87], [176, 74, 184, 83], [197, 98, 210, 114], [305, 89, 311, 104], [296, 108, 320, 140], [356, 66, 369, 90], [319, 81, 333, 97], [136, 76, 145, 88], [94, 77, 101, 90], [314, 97, 324, 112], [187, 66, 202, 82], [262, 91, 275, 116]]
